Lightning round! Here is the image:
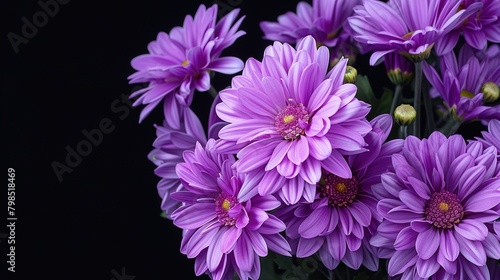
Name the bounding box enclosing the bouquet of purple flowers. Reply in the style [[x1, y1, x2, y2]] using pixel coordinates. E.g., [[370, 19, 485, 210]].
[[127, 1, 500, 279]]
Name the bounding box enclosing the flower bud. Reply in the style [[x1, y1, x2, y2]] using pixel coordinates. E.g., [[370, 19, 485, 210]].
[[343, 65, 357, 84], [481, 82, 499, 103], [394, 104, 416, 126], [384, 53, 414, 86]]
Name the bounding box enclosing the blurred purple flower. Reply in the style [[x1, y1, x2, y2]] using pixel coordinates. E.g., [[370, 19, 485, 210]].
[[437, 0, 500, 53], [347, 0, 482, 65], [128, 4, 245, 124], [423, 44, 500, 122], [274, 114, 403, 271], [148, 106, 207, 219], [259, 0, 361, 49], [215, 35, 371, 205], [371, 131, 500, 279], [171, 139, 291, 280]]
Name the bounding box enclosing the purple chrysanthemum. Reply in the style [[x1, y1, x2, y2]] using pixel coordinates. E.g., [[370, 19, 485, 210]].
[[148, 107, 207, 219], [437, 0, 500, 53], [274, 114, 404, 271], [215, 35, 372, 205], [370, 131, 500, 279], [259, 0, 361, 48], [347, 0, 482, 65], [171, 139, 291, 280], [475, 119, 500, 176], [423, 44, 500, 122], [128, 4, 245, 124]]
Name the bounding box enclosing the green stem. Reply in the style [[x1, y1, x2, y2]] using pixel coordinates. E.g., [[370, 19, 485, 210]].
[[390, 84, 403, 116], [209, 85, 218, 99], [440, 116, 462, 137], [399, 125, 408, 139], [413, 61, 423, 138], [422, 79, 435, 137]]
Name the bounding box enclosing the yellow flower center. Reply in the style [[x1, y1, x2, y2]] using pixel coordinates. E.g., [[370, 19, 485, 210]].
[[283, 115, 294, 123], [439, 202, 449, 211], [460, 90, 475, 99], [336, 183, 347, 193], [181, 60, 189, 66], [222, 199, 231, 211]]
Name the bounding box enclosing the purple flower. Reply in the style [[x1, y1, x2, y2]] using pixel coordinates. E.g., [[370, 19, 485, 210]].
[[274, 114, 404, 271], [259, 0, 361, 48], [475, 119, 500, 176], [423, 44, 500, 122], [347, 0, 482, 65], [128, 4, 245, 124], [171, 139, 291, 280], [437, 0, 500, 53], [148, 107, 207, 219], [370, 131, 500, 279], [215, 35, 372, 205]]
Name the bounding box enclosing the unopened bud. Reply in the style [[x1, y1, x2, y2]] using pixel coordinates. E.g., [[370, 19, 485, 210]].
[[394, 104, 416, 126], [387, 69, 414, 86], [481, 82, 499, 103], [344, 66, 357, 84]]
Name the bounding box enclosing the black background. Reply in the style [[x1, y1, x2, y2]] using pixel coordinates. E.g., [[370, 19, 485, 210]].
[[2, 1, 485, 280]]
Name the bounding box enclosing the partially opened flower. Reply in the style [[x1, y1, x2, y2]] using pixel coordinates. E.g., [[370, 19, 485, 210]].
[[274, 114, 403, 271], [347, 0, 482, 65], [437, 0, 500, 53], [128, 4, 245, 124], [215, 35, 372, 205], [370, 131, 500, 279], [384, 52, 415, 86], [148, 106, 207, 219], [171, 139, 291, 280], [423, 44, 500, 123]]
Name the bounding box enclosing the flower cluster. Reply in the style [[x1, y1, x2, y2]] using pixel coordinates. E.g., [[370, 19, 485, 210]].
[[128, 1, 500, 279]]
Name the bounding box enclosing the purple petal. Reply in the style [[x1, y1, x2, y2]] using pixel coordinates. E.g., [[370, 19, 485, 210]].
[[415, 227, 440, 260], [327, 229, 346, 259], [221, 226, 241, 253], [296, 236, 324, 258], [394, 226, 417, 251], [288, 137, 309, 165], [208, 56, 244, 74], [173, 204, 216, 229], [455, 232, 487, 266], [454, 219, 488, 241], [299, 206, 330, 238], [463, 188, 500, 213], [387, 249, 418, 276], [233, 232, 254, 271], [321, 149, 352, 179], [416, 254, 440, 278], [440, 229, 460, 262]]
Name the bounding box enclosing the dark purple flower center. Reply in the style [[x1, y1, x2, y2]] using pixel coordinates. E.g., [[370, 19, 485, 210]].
[[424, 190, 464, 229], [319, 172, 358, 207], [215, 193, 238, 226], [275, 103, 310, 140]]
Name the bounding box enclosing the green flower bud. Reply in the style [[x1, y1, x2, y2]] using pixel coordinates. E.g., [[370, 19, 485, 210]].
[[343, 65, 357, 84], [481, 82, 499, 103], [394, 104, 416, 126]]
